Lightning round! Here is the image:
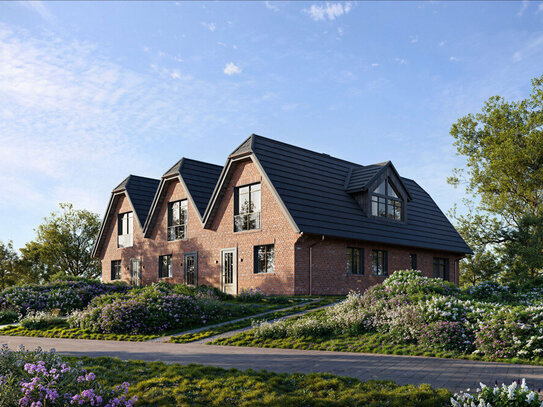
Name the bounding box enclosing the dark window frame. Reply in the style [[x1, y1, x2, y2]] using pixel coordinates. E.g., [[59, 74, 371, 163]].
[[346, 247, 364, 275], [234, 183, 261, 232], [158, 254, 173, 279], [254, 244, 275, 274], [372, 250, 388, 276], [433, 257, 450, 281], [111, 260, 122, 280], [371, 179, 403, 221], [167, 200, 188, 241], [410, 253, 417, 270]]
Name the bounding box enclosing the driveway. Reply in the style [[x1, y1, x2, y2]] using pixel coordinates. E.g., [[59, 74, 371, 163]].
[[2, 335, 543, 392]]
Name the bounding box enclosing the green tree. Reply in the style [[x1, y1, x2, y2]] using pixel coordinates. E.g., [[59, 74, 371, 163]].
[[0, 241, 20, 290], [21, 203, 102, 280], [449, 75, 543, 284]]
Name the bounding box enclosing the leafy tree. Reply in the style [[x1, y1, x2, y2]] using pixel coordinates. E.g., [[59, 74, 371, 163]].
[[449, 75, 543, 284], [21, 203, 102, 280], [0, 241, 20, 290]]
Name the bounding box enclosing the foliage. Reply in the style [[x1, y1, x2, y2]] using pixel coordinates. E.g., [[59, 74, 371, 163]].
[[228, 270, 543, 362], [0, 240, 23, 290], [0, 345, 136, 406], [0, 309, 18, 325], [70, 356, 450, 407], [451, 379, 542, 407], [21, 202, 102, 280], [0, 279, 129, 315], [237, 287, 265, 302], [20, 311, 65, 330], [448, 75, 543, 284]]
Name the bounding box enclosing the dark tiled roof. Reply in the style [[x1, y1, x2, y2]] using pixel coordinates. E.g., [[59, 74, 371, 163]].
[[179, 159, 223, 217], [345, 164, 386, 193], [117, 175, 160, 227], [247, 135, 471, 254]]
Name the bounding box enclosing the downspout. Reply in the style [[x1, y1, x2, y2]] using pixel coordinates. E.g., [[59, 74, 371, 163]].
[[308, 235, 325, 296]]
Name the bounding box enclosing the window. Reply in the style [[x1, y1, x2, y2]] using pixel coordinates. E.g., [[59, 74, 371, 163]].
[[117, 212, 133, 248], [254, 244, 274, 273], [410, 254, 417, 270], [234, 183, 261, 232], [159, 255, 172, 278], [111, 260, 121, 280], [346, 248, 364, 274], [433, 257, 449, 280], [371, 179, 402, 221], [372, 250, 388, 276], [168, 200, 187, 241]]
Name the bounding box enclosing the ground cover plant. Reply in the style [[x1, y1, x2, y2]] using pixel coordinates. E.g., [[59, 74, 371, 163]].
[[0, 277, 129, 315], [0, 345, 136, 406], [212, 270, 543, 364], [170, 296, 341, 343], [450, 379, 543, 407]]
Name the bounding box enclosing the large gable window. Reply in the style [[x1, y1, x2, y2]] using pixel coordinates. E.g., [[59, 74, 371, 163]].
[[117, 212, 133, 248], [234, 183, 261, 232], [168, 200, 187, 241], [371, 179, 402, 221]]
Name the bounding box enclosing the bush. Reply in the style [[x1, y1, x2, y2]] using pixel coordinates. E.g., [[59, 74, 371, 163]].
[[20, 311, 65, 330], [237, 288, 265, 302], [69, 284, 252, 335], [0, 309, 18, 324], [0, 345, 136, 406], [451, 379, 541, 407], [464, 281, 514, 303], [0, 280, 130, 315], [419, 321, 475, 353]]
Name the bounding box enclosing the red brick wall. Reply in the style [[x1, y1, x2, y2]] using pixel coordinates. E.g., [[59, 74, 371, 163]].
[[294, 235, 463, 295], [100, 157, 300, 295]]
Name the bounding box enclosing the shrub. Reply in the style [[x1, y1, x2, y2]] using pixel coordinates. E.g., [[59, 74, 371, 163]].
[[383, 269, 460, 298], [451, 379, 541, 407], [418, 321, 475, 353], [0, 345, 136, 406], [464, 281, 514, 303], [0, 280, 130, 315], [237, 288, 265, 302], [0, 309, 18, 324], [20, 311, 66, 330]]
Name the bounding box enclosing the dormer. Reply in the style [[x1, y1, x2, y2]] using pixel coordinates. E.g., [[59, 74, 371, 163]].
[[345, 161, 412, 222]]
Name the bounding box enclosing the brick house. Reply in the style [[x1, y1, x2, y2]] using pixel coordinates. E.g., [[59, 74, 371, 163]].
[[92, 135, 471, 295]]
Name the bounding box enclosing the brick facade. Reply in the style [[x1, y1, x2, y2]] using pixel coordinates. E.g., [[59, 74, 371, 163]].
[[98, 156, 463, 295]]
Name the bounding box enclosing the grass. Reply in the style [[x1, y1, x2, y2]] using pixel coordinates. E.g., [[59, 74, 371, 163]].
[[210, 327, 543, 367], [68, 356, 451, 406], [170, 296, 341, 343]]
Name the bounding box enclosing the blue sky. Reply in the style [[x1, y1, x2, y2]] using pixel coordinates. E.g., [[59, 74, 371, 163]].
[[1, 1, 543, 250]]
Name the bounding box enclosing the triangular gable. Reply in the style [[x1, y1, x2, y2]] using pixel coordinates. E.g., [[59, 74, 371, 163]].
[[354, 161, 413, 201]]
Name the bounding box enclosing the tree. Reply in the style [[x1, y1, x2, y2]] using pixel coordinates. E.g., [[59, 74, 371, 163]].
[[21, 203, 102, 280], [0, 241, 20, 290], [449, 75, 543, 284]]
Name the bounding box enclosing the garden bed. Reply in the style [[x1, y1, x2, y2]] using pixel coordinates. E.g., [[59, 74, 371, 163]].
[[210, 271, 543, 366]]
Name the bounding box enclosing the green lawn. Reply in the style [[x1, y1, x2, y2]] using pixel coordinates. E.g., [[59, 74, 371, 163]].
[[170, 296, 341, 343], [72, 356, 450, 406]]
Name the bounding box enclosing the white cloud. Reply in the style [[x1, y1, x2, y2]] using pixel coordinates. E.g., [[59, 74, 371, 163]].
[[518, 0, 529, 16], [371, 63, 380, 67], [265, 1, 279, 12], [538, 3, 543, 13], [513, 33, 543, 62], [438, 40, 447, 47], [170, 70, 181, 79], [201, 22, 216, 32], [449, 56, 458, 61], [19, 1, 55, 23], [305, 2, 352, 21], [223, 62, 242, 75], [396, 58, 407, 65], [410, 35, 419, 44]]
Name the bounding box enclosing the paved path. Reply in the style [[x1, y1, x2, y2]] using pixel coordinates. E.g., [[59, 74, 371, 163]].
[[3, 335, 543, 392]]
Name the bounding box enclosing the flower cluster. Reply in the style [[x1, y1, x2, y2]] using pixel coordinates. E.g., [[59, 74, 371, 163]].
[[0, 345, 136, 407], [237, 288, 265, 302], [451, 379, 542, 407], [0, 280, 130, 315]]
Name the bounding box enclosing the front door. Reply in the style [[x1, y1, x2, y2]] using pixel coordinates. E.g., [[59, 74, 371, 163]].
[[220, 248, 237, 295], [129, 258, 142, 286], [184, 252, 198, 286]]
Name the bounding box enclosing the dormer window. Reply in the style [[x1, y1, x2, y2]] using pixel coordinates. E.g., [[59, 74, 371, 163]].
[[117, 212, 133, 248], [234, 183, 261, 232], [371, 179, 402, 221]]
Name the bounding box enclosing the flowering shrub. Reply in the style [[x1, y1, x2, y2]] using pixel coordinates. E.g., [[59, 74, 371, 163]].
[[69, 284, 251, 334], [465, 281, 514, 303], [0, 345, 136, 406], [20, 311, 65, 330], [0, 309, 18, 324], [451, 379, 541, 407], [383, 269, 460, 298], [419, 321, 475, 353], [0, 280, 130, 315], [237, 288, 265, 302]]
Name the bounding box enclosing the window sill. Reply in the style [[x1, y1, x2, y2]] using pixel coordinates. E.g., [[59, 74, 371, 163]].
[[233, 228, 262, 234], [253, 271, 275, 275], [167, 238, 188, 242]]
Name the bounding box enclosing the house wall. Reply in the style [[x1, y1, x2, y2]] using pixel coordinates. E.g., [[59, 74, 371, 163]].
[[294, 235, 462, 295], [100, 158, 300, 295]]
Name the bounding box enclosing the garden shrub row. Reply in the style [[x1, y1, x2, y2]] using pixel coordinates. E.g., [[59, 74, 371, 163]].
[[244, 270, 543, 361]]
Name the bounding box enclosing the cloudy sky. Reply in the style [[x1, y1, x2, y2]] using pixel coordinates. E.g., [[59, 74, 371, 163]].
[[1, 1, 543, 249]]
